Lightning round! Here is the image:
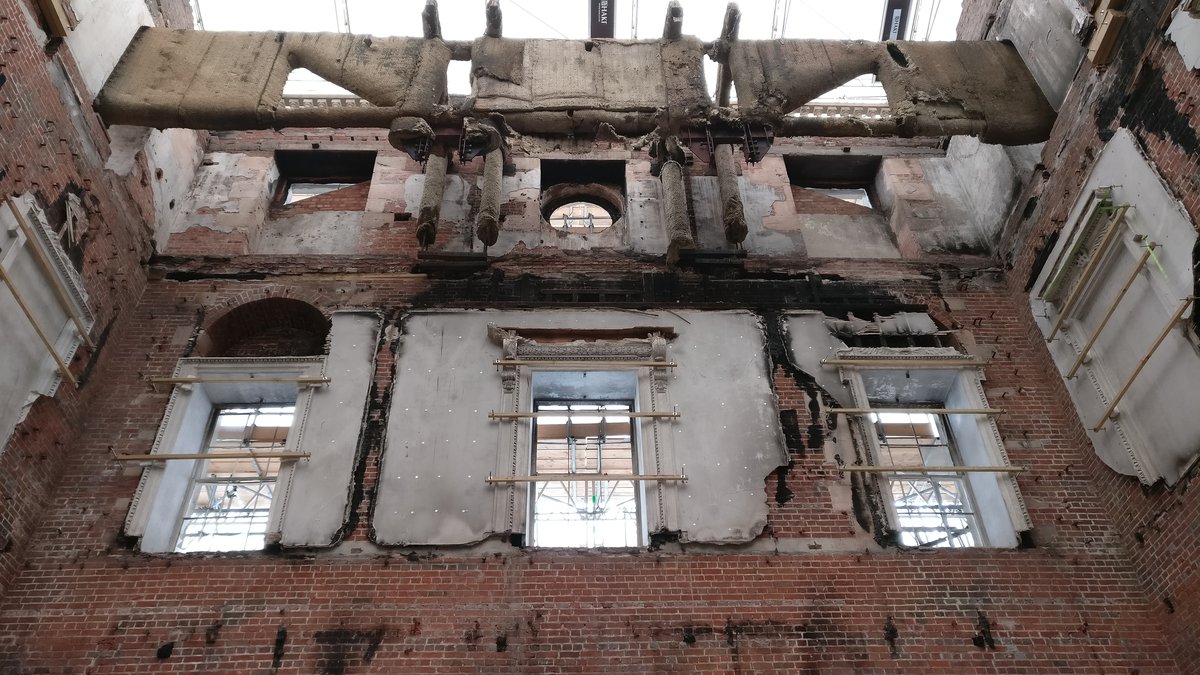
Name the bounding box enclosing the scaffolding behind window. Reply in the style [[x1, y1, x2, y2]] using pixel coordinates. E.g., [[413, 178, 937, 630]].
[[175, 404, 295, 553], [872, 410, 981, 548], [529, 400, 639, 547], [548, 201, 614, 231]]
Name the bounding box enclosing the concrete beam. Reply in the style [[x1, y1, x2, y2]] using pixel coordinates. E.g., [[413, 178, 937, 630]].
[[663, 1, 683, 40], [713, 145, 746, 244], [485, 0, 502, 38], [96, 27, 1055, 145], [416, 151, 448, 248], [714, 3, 740, 106]]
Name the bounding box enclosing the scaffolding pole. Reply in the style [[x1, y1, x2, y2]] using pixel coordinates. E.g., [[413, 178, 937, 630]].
[[831, 408, 1004, 416], [1066, 243, 1156, 378], [1093, 297, 1195, 431], [489, 410, 679, 420], [838, 465, 1026, 474], [487, 473, 686, 484], [112, 451, 310, 462]]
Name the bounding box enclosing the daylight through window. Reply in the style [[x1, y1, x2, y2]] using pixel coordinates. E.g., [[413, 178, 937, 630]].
[[283, 182, 355, 205], [547, 201, 614, 231], [872, 411, 980, 548], [175, 404, 295, 553], [530, 399, 639, 547]]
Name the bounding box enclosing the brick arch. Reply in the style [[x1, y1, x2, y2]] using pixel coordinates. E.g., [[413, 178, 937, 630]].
[[196, 297, 330, 358]]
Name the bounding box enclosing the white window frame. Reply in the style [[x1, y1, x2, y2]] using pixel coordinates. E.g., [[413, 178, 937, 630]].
[[491, 329, 678, 548], [125, 357, 325, 552], [0, 195, 94, 449], [173, 402, 298, 553], [840, 350, 1030, 548], [527, 387, 644, 548]]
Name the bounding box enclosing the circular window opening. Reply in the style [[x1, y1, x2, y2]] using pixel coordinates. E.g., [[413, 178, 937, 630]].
[[547, 201, 614, 232]]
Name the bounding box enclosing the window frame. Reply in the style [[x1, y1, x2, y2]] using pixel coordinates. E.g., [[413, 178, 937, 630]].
[[840, 350, 1030, 549], [0, 195, 94, 449], [271, 149, 377, 208], [490, 327, 677, 549], [783, 154, 883, 210], [871, 410, 985, 548], [125, 357, 325, 553], [172, 402, 298, 553], [527, 395, 644, 548]]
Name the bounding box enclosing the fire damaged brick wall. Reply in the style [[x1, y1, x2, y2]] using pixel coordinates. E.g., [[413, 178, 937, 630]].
[[961, 0, 1200, 669], [0, 0, 1196, 673], [0, 0, 190, 594], [0, 265, 1183, 673]]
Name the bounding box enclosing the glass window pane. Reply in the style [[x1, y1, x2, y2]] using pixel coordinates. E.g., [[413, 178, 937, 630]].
[[548, 201, 614, 231], [175, 403, 296, 553], [531, 399, 638, 547], [875, 408, 982, 548]]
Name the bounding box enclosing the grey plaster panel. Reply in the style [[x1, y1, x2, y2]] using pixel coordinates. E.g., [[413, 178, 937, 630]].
[[627, 175, 668, 256], [996, 0, 1087, 110], [667, 311, 786, 543], [279, 312, 382, 547], [375, 310, 787, 546], [690, 176, 730, 250], [784, 314, 852, 406], [1168, 6, 1200, 69], [1032, 130, 1200, 484]]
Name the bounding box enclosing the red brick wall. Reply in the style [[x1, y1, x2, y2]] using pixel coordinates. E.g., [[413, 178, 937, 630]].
[[0, 269, 1182, 673], [0, 0, 1197, 672], [0, 0, 176, 594], [962, 0, 1200, 668]]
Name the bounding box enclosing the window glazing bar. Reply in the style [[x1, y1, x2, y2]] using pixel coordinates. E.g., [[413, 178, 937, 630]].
[[1066, 242, 1156, 378], [1093, 296, 1196, 431]]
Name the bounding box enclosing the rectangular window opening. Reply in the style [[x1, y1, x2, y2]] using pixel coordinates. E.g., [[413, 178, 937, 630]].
[[272, 150, 376, 208], [283, 182, 356, 205], [529, 398, 640, 548], [174, 403, 296, 553], [784, 154, 883, 209], [871, 409, 981, 548]]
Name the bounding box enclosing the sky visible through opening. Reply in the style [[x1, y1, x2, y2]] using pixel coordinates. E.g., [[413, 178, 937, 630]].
[[192, 0, 961, 103]]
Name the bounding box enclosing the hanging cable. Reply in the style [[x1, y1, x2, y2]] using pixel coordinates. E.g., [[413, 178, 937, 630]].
[[191, 0, 205, 30], [509, 0, 570, 38], [925, 0, 943, 41]]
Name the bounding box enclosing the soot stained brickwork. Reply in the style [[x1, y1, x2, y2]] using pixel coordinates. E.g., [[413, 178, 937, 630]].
[[1, 0, 1199, 672]]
